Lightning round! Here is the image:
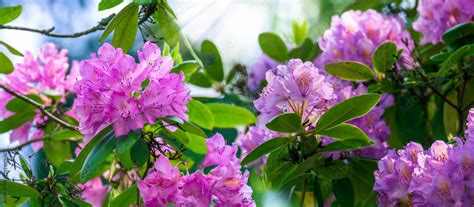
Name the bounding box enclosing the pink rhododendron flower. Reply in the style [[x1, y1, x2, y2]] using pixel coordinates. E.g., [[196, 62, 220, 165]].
[[413, 0, 474, 44], [138, 133, 255, 207], [247, 54, 279, 92], [0, 43, 79, 150], [316, 9, 415, 69], [73, 42, 190, 137], [79, 177, 109, 207], [466, 108, 474, 139]]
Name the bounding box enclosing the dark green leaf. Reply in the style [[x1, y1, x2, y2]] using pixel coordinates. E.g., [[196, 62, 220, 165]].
[[131, 138, 149, 167], [99, 3, 137, 43], [258, 32, 289, 62], [133, 0, 153, 5], [0, 111, 35, 134], [164, 117, 207, 138], [57, 160, 73, 175], [395, 95, 427, 144], [171, 60, 200, 79], [281, 155, 323, 187], [153, 5, 180, 47], [333, 178, 354, 207], [315, 94, 381, 132], [206, 103, 256, 128], [265, 113, 302, 133], [264, 147, 295, 188], [51, 129, 83, 141], [44, 140, 71, 167], [187, 99, 214, 130], [324, 61, 375, 81], [442, 22, 474, 45], [189, 71, 212, 87], [6, 94, 43, 113], [116, 131, 140, 169], [200, 40, 224, 81], [71, 125, 113, 176], [0, 180, 40, 198], [317, 123, 370, 141], [112, 3, 138, 52], [31, 149, 49, 180], [279, 173, 311, 190], [0, 52, 14, 74], [443, 91, 458, 138], [18, 155, 32, 178], [320, 139, 374, 152], [372, 42, 397, 73], [0, 41, 23, 56], [0, 5, 22, 24], [439, 44, 474, 75], [350, 158, 378, 185], [288, 38, 320, 61], [98, 0, 123, 11], [110, 184, 138, 207], [241, 137, 290, 166], [315, 160, 350, 180], [80, 129, 116, 182]]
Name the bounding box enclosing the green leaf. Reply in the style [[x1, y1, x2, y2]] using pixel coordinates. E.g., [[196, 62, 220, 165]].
[[99, 3, 137, 42], [116, 131, 140, 169], [333, 178, 355, 207], [258, 32, 289, 62], [71, 126, 113, 176], [184, 132, 208, 155], [0, 52, 14, 74], [0, 41, 23, 56], [324, 61, 375, 81], [200, 40, 224, 81], [281, 155, 323, 188], [6, 94, 43, 113], [153, 5, 180, 47], [51, 129, 83, 141], [443, 91, 458, 138], [241, 137, 290, 166], [0, 5, 22, 24], [112, 3, 138, 52], [130, 138, 149, 167], [0, 180, 40, 198], [0, 111, 35, 134], [439, 44, 474, 75], [292, 20, 308, 45], [98, 0, 123, 11], [350, 158, 377, 185], [18, 155, 32, 178], [134, 0, 153, 5], [189, 71, 212, 87], [315, 94, 381, 132], [57, 160, 74, 175], [265, 113, 302, 133], [395, 95, 427, 144], [206, 103, 256, 128], [317, 123, 370, 141], [372, 42, 398, 73], [315, 160, 350, 180], [80, 128, 116, 182], [171, 60, 200, 79], [110, 184, 138, 207], [442, 22, 474, 45], [288, 38, 321, 61], [187, 99, 214, 130], [44, 140, 71, 167], [164, 117, 207, 138], [320, 139, 374, 152]]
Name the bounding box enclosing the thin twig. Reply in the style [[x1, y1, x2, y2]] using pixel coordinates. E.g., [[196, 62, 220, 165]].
[[0, 14, 114, 38], [0, 137, 49, 152], [0, 83, 78, 131]]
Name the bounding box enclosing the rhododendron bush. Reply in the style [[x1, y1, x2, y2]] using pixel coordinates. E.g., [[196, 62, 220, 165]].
[[0, 0, 473, 206]]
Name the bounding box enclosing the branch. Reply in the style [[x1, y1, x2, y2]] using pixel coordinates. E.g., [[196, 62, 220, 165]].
[[0, 83, 78, 131], [0, 14, 115, 38], [0, 137, 49, 152]]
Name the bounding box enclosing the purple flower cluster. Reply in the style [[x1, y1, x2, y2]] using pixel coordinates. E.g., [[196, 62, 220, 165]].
[[247, 55, 279, 92], [0, 43, 79, 150], [138, 133, 255, 207], [73, 42, 190, 137], [316, 9, 415, 68], [236, 126, 282, 166], [374, 109, 474, 206], [413, 0, 474, 44]]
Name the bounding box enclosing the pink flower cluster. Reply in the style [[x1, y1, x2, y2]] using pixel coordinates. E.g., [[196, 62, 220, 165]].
[[413, 0, 474, 44], [73, 42, 190, 137], [79, 178, 109, 207], [0, 43, 79, 150], [316, 9, 415, 68], [374, 109, 474, 206], [138, 133, 255, 207], [247, 55, 279, 92]]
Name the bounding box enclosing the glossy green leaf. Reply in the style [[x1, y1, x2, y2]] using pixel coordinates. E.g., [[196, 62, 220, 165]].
[[265, 113, 302, 133], [98, 0, 123, 11], [206, 103, 256, 128], [350, 158, 378, 185], [258, 32, 289, 62], [116, 131, 140, 169], [324, 61, 375, 81], [6, 94, 43, 113], [320, 139, 374, 152], [333, 178, 355, 207], [281, 155, 323, 188], [0, 41, 23, 56], [241, 137, 290, 166], [0, 52, 14, 74], [130, 138, 149, 167], [0, 5, 22, 24], [44, 140, 71, 167], [443, 91, 458, 138], [439, 44, 474, 75], [200, 40, 224, 81], [57, 160, 74, 175], [315, 160, 350, 180], [315, 94, 381, 132], [112, 3, 138, 52], [0, 111, 35, 134], [372, 42, 397, 73], [187, 99, 214, 130], [154, 5, 180, 47], [110, 184, 138, 207], [317, 123, 370, 141], [288, 38, 321, 61], [189, 71, 212, 87], [164, 117, 207, 138], [442, 22, 474, 45], [18, 155, 32, 178], [134, 0, 153, 5], [99, 3, 137, 42], [292, 20, 307, 45], [171, 60, 200, 79], [0, 180, 40, 198], [51, 129, 83, 141], [80, 128, 116, 182], [184, 132, 208, 155]]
